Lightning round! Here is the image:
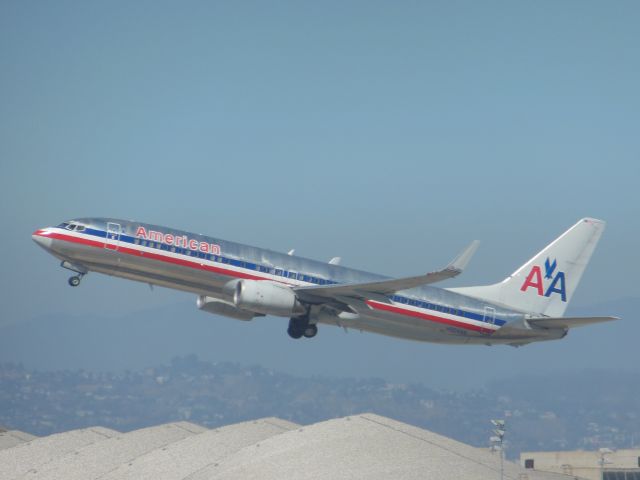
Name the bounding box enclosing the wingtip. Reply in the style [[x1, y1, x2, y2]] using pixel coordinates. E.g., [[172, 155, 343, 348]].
[[582, 217, 606, 226]]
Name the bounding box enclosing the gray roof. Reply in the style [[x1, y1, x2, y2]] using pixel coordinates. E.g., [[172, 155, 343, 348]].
[[22, 422, 205, 480], [0, 430, 37, 451], [186, 414, 581, 480], [0, 415, 585, 480], [0, 427, 118, 480], [100, 417, 298, 480]]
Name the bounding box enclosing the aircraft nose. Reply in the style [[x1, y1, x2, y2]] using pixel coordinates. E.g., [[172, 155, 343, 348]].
[[32, 228, 53, 250]]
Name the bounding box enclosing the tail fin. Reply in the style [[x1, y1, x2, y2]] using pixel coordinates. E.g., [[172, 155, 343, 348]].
[[448, 218, 605, 316]]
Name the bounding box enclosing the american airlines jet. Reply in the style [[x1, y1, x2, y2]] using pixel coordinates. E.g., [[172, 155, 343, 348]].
[[32, 217, 616, 346]]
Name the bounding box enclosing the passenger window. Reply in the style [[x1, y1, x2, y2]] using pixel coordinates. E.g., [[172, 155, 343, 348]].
[[289, 272, 297, 279]]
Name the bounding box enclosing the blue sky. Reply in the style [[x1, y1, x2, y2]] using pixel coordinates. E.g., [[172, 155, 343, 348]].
[[1, 1, 639, 386]]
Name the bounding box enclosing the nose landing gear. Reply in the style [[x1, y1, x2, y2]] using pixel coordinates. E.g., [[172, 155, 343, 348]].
[[61, 261, 88, 287]]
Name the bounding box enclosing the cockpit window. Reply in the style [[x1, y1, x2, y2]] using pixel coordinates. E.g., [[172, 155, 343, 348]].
[[56, 222, 86, 232]]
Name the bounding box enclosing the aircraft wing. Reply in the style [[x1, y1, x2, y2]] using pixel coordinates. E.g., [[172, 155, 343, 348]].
[[526, 316, 619, 329], [295, 240, 479, 301]]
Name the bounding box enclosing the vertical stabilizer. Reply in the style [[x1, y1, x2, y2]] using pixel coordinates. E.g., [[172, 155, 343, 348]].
[[448, 218, 605, 316]]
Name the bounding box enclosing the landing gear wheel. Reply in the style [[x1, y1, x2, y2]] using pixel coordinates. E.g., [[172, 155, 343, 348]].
[[287, 324, 304, 339], [287, 315, 310, 339], [68, 275, 81, 287], [303, 324, 318, 338]]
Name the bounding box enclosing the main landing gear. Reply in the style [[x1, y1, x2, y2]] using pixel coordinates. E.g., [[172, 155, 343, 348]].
[[68, 274, 84, 287], [287, 312, 318, 339]]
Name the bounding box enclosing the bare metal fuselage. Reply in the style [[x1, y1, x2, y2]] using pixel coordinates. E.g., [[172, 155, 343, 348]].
[[32, 218, 566, 346]]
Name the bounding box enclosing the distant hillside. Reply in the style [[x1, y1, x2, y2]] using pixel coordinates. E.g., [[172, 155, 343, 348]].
[[1, 357, 638, 458]]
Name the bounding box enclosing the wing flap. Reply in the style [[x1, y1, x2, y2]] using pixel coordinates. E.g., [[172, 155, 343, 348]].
[[295, 240, 479, 299], [527, 316, 619, 329]]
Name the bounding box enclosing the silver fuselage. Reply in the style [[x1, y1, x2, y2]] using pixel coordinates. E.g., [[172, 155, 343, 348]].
[[32, 218, 566, 346]]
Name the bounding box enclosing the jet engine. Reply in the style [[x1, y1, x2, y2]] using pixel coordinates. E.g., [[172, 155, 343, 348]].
[[196, 296, 260, 321], [232, 280, 305, 317]]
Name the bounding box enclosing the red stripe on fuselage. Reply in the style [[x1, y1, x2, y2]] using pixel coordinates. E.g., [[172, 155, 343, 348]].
[[41, 231, 267, 281], [366, 300, 494, 334]]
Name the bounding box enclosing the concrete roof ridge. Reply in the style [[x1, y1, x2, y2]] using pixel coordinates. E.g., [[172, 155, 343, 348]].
[[0, 430, 37, 451], [0, 426, 120, 480], [250, 417, 300, 430], [21, 422, 206, 480], [6, 430, 37, 441], [98, 417, 299, 480], [356, 414, 578, 480], [162, 421, 208, 434], [183, 416, 356, 480]]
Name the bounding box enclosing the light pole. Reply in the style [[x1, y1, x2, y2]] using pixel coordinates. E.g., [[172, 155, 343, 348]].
[[598, 448, 613, 479], [490, 419, 506, 480]]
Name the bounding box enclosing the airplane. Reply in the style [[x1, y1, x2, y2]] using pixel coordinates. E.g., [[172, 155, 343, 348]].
[[32, 217, 617, 346]]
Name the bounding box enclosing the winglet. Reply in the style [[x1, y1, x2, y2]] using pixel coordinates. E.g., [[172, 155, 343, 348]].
[[447, 240, 480, 273]]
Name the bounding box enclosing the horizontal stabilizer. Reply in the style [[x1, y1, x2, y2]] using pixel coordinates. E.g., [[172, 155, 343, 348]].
[[527, 316, 618, 330], [296, 241, 479, 299]]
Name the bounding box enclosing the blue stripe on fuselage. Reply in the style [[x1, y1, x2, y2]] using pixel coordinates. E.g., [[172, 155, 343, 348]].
[[73, 226, 506, 328]]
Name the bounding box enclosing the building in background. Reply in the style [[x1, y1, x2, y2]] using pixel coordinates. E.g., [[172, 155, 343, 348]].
[[521, 449, 640, 480]]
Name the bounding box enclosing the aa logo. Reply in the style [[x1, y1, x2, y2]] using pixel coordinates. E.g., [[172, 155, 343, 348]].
[[520, 257, 567, 302]]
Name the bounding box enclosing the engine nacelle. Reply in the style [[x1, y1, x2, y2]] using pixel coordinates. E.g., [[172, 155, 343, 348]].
[[232, 280, 305, 317], [197, 296, 259, 321]]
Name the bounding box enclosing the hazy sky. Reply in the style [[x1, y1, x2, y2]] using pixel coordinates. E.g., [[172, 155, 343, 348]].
[[1, 2, 639, 385]]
